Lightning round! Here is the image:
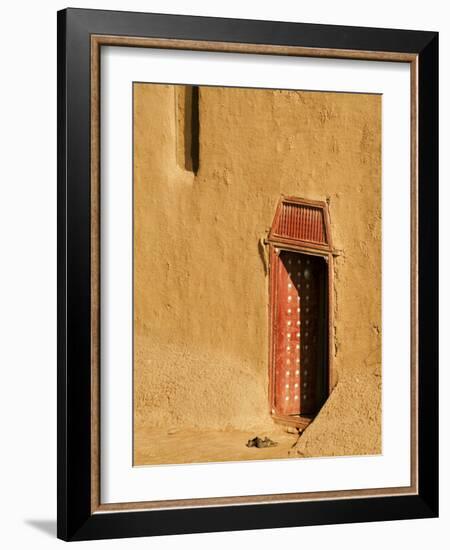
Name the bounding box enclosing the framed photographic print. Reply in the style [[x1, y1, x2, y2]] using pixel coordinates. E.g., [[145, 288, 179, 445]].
[[57, 8, 438, 541]]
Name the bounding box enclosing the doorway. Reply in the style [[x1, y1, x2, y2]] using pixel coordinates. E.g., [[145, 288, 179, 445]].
[[272, 250, 328, 418], [267, 196, 333, 429]]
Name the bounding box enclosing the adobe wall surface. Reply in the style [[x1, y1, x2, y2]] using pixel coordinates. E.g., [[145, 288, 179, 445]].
[[133, 83, 381, 462]]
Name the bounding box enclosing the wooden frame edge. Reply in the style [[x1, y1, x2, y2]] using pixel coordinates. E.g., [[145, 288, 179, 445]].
[[89, 33, 420, 514], [94, 484, 418, 514], [410, 54, 419, 498], [91, 33, 101, 513], [91, 34, 417, 62]]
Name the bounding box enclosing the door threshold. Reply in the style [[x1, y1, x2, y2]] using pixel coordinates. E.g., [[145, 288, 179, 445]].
[[271, 413, 314, 432]]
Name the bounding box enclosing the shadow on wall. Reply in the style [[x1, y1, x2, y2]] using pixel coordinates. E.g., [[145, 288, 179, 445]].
[[257, 237, 269, 276]]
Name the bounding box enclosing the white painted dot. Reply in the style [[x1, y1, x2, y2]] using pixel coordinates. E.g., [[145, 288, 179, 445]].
[[305, 332, 309, 337], [296, 332, 300, 338], [297, 321, 300, 326], [287, 309, 291, 314], [296, 359, 300, 364], [288, 296, 292, 302], [285, 384, 289, 389], [287, 346, 291, 351], [304, 370, 308, 375], [303, 382, 308, 388], [306, 308, 310, 313], [287, 321, 292, 326], [297, 260, 300, 264], [295, 395, 299, 400], [287, 333, 291, 339], [295, 370, 299, 375], [288, 283, 292, 289], [288, 259, 292, 264], [304, 344, 309, 350], [286, 371, 290, 376], [296, 344, 300, 350], [295, 383, 299, 388], [285, 396, 290, 401], [303, 394, 307, 399]]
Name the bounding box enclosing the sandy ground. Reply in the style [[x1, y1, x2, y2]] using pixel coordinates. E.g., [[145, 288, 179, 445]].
[[134, 425, 300, 466]]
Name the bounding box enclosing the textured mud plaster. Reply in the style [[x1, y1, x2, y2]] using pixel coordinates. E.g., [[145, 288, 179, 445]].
[[133, 83, 381, 464]]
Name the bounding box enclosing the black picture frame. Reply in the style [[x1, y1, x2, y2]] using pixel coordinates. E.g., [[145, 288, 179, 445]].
[[57, 7, 438, 541]]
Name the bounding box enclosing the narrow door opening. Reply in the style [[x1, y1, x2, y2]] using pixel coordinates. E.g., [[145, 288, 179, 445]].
[[273, 251, 328, 419]]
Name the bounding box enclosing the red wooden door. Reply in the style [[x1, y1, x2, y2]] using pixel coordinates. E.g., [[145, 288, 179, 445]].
[[273, 251, 327, 416]]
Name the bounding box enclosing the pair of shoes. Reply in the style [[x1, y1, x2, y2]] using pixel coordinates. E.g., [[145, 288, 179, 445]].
[[246, 436, 278, 448]]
